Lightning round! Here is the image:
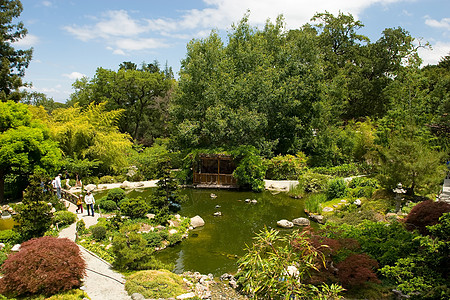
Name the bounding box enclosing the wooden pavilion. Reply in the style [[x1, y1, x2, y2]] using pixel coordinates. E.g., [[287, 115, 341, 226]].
[[193, 153, 238, 188]]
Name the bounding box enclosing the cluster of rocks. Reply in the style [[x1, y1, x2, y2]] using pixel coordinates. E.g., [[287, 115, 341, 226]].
[[130, 272, 246, 300], [1, 205, 15, 216], [276, 217, 311, 228]]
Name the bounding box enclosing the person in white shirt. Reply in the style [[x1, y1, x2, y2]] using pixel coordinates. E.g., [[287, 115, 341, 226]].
[[54, 174, 62, 199], [84, 191, 95, 216]]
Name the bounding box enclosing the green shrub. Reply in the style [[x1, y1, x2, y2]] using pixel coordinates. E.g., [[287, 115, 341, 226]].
[[350, 186, 375, 198], [53, 211, 77, 227], [0, 230, 21, 244], [83, 176, 99, 185], [265, 154, 306, 180], [297, 171, 330, 193], [112, 226, 171, 271], [90, 225, 107, 241], [125, 270, 186, 299], [326, 178, 348, 201], [99, 200, 117, 212], [99, 176, 115, 184], [348, 176, 379, 189], [120, 197, 149, 219], [106, 188, 126, 205], [76, 219, 86, 235], [311, 163, 371, 177], [231, 146, 267, 192], [142, 231, 163, 248], [305, 193, 326, 214], [167, 232, 183, 245]]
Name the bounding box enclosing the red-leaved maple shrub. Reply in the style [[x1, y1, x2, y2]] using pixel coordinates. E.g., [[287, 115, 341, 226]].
[[0, 236, 86, 297], [336, 253, 380, 288], [403, 200, 450, 235]]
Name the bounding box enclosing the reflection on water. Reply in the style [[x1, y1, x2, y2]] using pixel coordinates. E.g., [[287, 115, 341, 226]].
[[110, 188, 307, 276]]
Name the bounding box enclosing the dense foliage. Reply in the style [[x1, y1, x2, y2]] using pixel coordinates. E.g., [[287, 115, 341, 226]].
[[12, 173, 55, 240], [0, 236, 85, 297], [236, 228, 344, 299], [0, 101, 61, 202], [0, 0, 32, 101]]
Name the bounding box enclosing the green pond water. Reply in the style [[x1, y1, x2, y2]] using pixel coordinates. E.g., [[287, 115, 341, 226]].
[[100, 188, 307, 276]]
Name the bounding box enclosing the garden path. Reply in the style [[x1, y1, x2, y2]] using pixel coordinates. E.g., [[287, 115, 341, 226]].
[[59, 201, 131, 300]]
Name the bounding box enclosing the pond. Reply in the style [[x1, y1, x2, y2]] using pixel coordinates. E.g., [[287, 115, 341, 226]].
[[101, 188, 307, 277]]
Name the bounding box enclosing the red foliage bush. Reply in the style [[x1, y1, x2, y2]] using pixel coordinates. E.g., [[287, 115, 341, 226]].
[[336, 253, 380, 288], [0, 236, 86, 297], [403, 200, 450, 235]]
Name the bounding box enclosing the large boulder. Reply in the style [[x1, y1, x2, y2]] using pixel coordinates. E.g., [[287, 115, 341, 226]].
[[84, 184, 96, 192], [120, 181, 131, 189], [191, 215, 205, 228], [292, 217, 310, 226], [309, 214, 324, 224], [277, 219, 294, 229]]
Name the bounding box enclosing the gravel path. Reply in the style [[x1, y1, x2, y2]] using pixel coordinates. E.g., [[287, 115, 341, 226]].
[[59, 201, 131, 300]]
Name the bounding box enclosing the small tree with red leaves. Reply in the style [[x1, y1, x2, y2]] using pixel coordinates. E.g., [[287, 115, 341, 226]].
[[403, 200, 450, 235], [0, 236, 86, 297], [336, 253, 380, 288]]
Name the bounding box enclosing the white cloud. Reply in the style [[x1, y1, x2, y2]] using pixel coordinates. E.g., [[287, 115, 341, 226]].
[[42, 1, 52, 7], [63, 0, 410, 54], [115, 38, 169, 51], [425, 16, 450, 31], [12, 34, 39, 47], [419, 41, 450, 65], [62, 72, 86, 80]]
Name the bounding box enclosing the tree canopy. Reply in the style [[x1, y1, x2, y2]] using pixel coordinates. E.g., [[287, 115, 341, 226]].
[[0, 0, 32, 101], [0, 101, 61, 202]]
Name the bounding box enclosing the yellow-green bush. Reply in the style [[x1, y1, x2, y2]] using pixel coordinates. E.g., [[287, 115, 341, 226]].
[[125, 269, 187, 298]]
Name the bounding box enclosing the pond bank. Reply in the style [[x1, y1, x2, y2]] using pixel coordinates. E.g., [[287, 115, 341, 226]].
[[68, 179, 299, 193]]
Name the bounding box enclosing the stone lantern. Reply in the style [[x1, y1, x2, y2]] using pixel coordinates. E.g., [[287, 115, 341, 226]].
[[393, 183, 406, 213]]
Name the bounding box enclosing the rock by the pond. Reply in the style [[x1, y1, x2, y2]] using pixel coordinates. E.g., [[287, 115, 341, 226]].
[[84, 184, 96, 192], [322, 207, 334, 212], [191, 215, 205, 228], [120, 181, 130, 189], [11, 244, 20, 252], [245, 198, 251, 203], [251, 199, 257, 204], [354, 199, 362, 206], [213, 211, 222, 216], [176, 292, 196, 299], [277, 219, 294, 228], [0, 243, 5, 250], [131, 293, 145, 300], [309, 214, 324, 224], [215, 205, 221, 209], [292, 217, 310, 226]]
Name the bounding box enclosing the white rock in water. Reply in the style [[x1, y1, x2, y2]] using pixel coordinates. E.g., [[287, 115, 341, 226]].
[[191, 215, 205, 228], [277, 219, 294, 228]]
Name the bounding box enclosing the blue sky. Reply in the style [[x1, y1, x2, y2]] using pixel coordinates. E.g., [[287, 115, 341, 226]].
[[14, 0, 450, 103]]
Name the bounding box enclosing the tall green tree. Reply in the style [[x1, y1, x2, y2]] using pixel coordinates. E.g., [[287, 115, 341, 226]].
[[69, 62, 174, 145], [172, 14, 323, 155], [0, 101, 61, 203], [0, 0, 33, 101], [49, 102, 132, 176]]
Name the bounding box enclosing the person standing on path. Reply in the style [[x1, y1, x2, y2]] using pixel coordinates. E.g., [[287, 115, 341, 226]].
[[84, 191, 95, 216], [76, 195, 84, 213], [55, 174, 62, 199]]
